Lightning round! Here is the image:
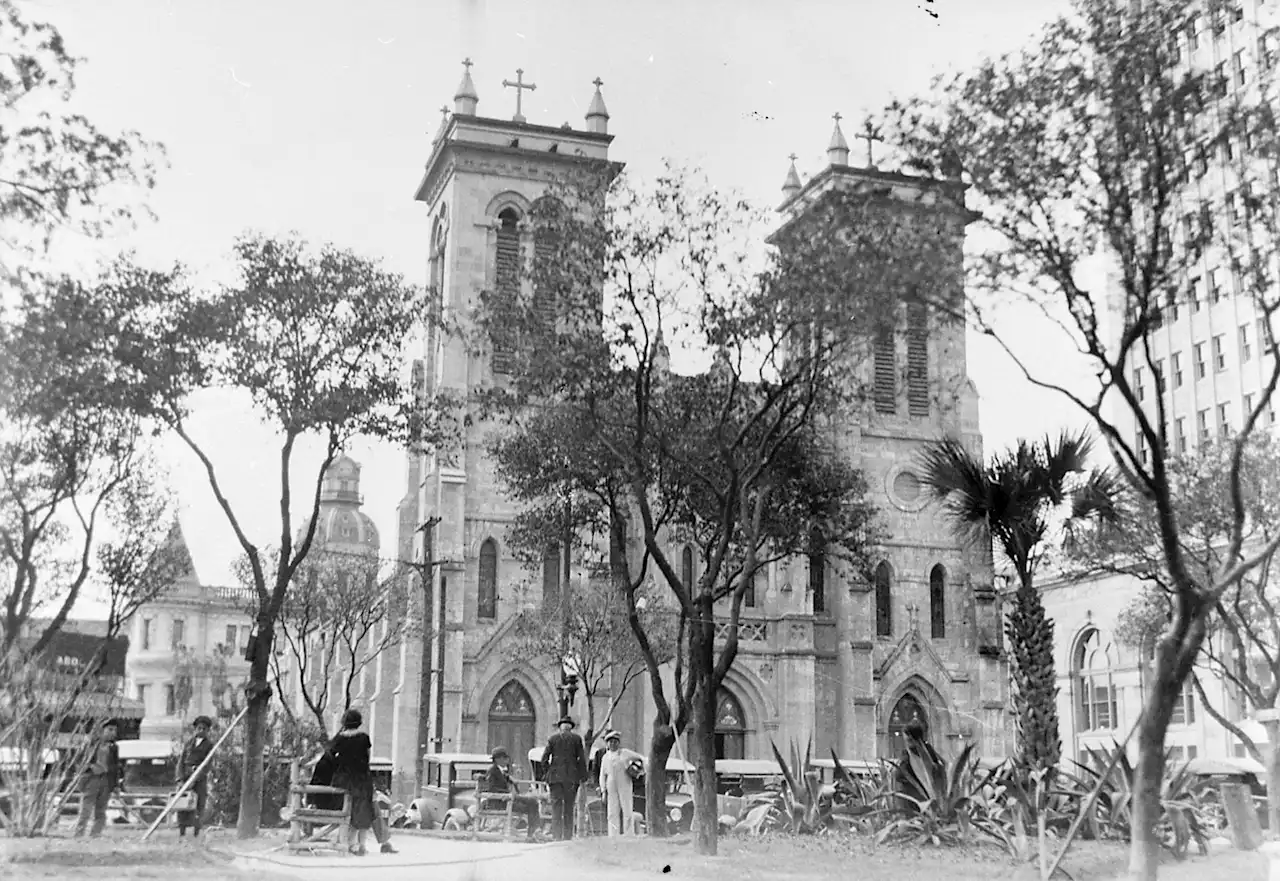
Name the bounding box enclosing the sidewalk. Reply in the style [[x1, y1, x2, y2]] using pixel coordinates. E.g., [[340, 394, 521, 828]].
[[219, 833, 658, 881]]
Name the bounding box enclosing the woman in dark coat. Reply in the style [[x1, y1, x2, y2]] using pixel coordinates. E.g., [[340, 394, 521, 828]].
[[329, 709, 375, 855]]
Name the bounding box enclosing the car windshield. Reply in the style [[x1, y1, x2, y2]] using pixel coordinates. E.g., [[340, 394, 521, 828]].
[[124, 757, 175, 789]]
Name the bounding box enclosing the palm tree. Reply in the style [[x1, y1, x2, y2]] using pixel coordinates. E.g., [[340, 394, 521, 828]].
[[917, 430, 1120, 774]]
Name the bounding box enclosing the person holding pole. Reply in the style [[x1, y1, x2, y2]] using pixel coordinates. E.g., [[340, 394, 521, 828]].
[[176, 715, 214, 838]]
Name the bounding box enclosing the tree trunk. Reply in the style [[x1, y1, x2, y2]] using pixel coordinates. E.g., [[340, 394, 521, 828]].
[[235, 617, 276, 839], [1129, 659, 1178, 880], [689, 611, 718, 856], [1264, 718, 1280, 835], [646, 723, 676, 836], [1006, 578, 1060, 773]]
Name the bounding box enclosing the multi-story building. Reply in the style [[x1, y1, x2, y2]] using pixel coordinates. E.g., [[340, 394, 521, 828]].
[[123, 522, 254, 741], [1054, 0, 1280, 773]]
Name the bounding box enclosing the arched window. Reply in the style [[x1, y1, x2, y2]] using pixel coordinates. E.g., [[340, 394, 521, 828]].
[[478, 538, 498, 620], [714, 688, 746, 760], [1075, 628, 1118, 731], [541, 544, 560, 612], [491, 208, 520, 374], [427, 218, 447, 384], [681, 546, 694, 593], [488, 680, 537, 778], [929, 565, 946, 639], [875, 562, 893, 637], [808, 528, 826, 615], [887, 692, 928, 756]]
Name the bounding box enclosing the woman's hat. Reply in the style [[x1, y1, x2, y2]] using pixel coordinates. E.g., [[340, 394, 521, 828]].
[[342, 708, 363, 730]]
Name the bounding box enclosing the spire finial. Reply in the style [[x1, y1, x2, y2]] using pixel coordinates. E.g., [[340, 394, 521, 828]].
[[454, 58, 479, 116], [586, 77, 610, 134], [827, 113, 850, 166], [781, 152, 803, 201], [788, 152, 798, 163]]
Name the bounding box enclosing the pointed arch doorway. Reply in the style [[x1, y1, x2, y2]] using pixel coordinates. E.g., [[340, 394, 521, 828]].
[[884, 692, 930, 758], [487, 680, 537, 778]]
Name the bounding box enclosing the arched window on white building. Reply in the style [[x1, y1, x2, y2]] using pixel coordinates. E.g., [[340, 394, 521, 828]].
[[1075, 627, 1118, 732]]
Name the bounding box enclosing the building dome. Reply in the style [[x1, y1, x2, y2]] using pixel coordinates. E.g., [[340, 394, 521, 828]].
[[299, 454, 381, 556]]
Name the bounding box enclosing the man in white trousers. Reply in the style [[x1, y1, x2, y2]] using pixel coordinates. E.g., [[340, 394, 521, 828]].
[[597, 730, 642, 836]]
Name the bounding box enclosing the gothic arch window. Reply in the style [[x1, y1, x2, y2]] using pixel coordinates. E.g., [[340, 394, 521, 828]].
[[427, 216, 447, 381], [681, 546, 694, 593], [929, 565, 946, 639], [541, 544, 560, 612], [809, 528, 827, 615], [714, 688, 746, 760], [478, 538, 498, 620], [906, 302, 929, 417], [875, 561, 893, 637], [1074, 628, 1118, 731], [491, 208, 521, 374]]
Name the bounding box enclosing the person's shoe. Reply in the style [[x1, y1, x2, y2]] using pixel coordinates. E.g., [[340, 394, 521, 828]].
[[380, 843, 397, 854]]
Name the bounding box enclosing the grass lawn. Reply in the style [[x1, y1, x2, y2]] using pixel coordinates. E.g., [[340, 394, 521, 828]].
[[568, 834, 1271, 881]]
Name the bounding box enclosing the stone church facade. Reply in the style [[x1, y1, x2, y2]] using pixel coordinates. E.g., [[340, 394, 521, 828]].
[[372, 62, 1013, 793]]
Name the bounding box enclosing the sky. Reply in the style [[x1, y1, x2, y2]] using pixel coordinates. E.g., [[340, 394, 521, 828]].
[[31, 0, 1096, 596]]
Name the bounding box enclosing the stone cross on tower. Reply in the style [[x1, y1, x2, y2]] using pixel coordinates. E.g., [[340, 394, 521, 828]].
[[788, 152, 798, 163], [502, 68, 537, 123], [857, 120, 883, 170], [439, 105, 450, 125]]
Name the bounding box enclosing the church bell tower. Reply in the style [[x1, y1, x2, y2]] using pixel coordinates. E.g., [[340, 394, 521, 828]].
[[391, 60, 623, 777]]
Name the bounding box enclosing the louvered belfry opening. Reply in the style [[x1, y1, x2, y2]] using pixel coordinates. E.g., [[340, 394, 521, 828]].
[[492, 208, 521, 374], [873, 322, 896, 414], [906, 301, 929, 416]]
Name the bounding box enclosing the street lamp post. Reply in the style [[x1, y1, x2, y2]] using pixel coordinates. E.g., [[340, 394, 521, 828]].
[[555, 655, 580, 719]]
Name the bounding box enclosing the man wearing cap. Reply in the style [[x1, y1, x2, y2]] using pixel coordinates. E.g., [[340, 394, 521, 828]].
[[540, 716, 587, 840], [597, 730, 643, 836], [74, 719, 122, 838], [482, 747, 542, 839], [176, 715, 214, 838]]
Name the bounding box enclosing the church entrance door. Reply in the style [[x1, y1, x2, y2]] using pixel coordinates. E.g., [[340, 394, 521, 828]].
[[884, 693, 929, 758], [487, 680, 537, 778]]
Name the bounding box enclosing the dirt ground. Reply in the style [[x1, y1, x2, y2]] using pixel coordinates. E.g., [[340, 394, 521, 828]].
[[0, 826, 1272, 881], [567, 834, 1271, 881]]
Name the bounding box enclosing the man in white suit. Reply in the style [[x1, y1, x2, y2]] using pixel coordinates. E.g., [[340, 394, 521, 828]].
[[597, 730, 643, 836]]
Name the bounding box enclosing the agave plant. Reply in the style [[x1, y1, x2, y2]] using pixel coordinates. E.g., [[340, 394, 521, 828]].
[[1070, 741, 1212, 860], [752, 738, 831, 835], [874, 743, 1007, 847]]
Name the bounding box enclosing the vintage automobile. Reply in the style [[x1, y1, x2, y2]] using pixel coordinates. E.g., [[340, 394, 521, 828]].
[[0, 747, 58, 821], [404, 752, 495, 830], [1185, 755, 1269, 830], [714, 759, 784, 796], [574, 746, 695, 835], [113, 739, 182, 825]]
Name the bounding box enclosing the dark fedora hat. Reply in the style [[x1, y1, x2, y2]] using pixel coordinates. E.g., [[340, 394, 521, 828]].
[[558, 716, 577, 728], [193, 715, 214, 728], [491, 747, 510, 760]]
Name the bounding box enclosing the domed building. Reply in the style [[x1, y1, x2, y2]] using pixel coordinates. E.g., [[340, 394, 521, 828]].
[[303, 454, 381, 557]]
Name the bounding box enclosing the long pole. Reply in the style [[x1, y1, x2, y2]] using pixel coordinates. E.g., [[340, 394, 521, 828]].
[[1043, 713, 1143, 880], [140, 706, 249, 841]]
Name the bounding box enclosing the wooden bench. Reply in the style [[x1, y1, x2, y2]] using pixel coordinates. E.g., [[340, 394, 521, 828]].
[[471, 791, 515, 839], [286, 761, 352, 855]]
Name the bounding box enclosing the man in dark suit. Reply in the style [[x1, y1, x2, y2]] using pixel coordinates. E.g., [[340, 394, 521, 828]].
[[540, 716, 587, 840], [177, 716, 214, 837], [482, 747, 542, 839], [308, 741, 397, 853]]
